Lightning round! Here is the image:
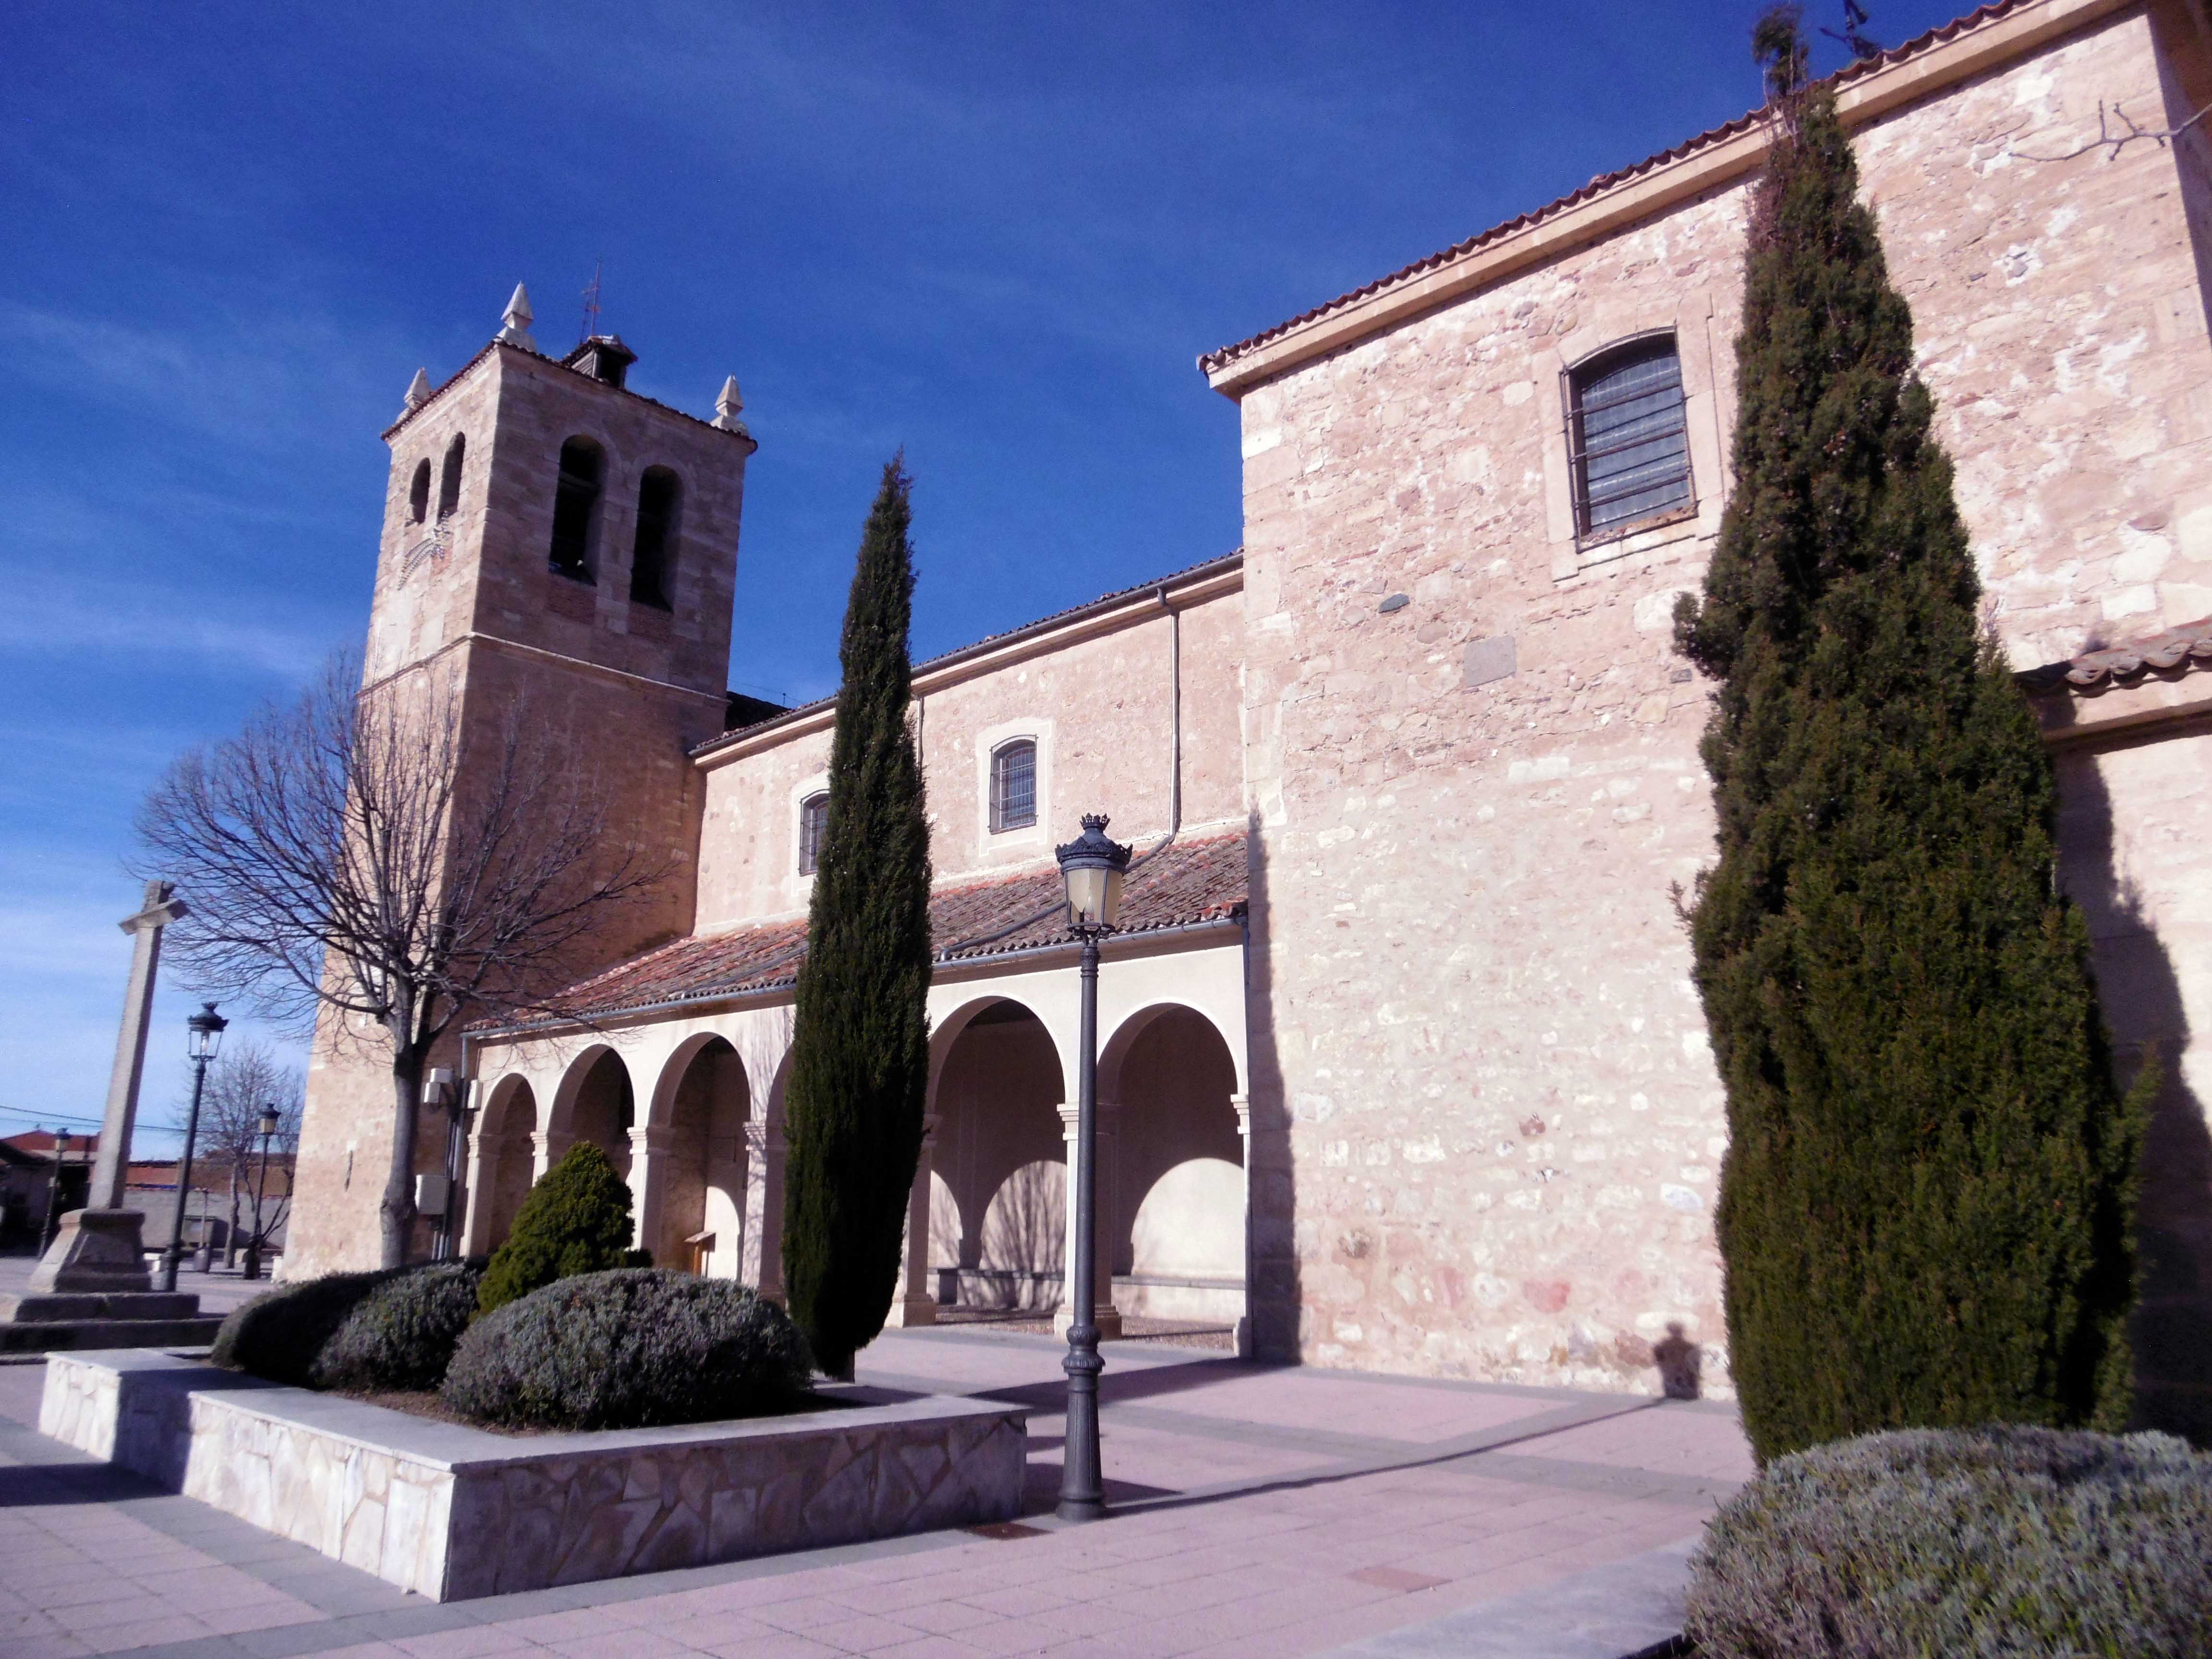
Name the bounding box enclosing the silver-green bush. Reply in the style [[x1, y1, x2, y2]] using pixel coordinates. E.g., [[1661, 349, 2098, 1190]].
[[310, 1260, 484, 1392], [440, 1268, 815, 1431], [1686, 1426, 2212, 1659], [210, 1267, 399, 1385]]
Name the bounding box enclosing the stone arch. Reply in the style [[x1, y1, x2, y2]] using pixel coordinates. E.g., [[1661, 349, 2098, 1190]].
[[548, 1044, 634, 1181], [1099, 1003, 1244, 1324], [929, 996, 1067, 1311], [471, 1073, 537, 1251], [646, 1035, 751, 1275]]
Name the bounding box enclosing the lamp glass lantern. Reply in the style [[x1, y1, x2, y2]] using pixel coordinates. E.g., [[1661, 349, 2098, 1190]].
[[257, 1105, 281, 1140], [187, 1002, 228, 1061], [1056, 815, 1132, 930]]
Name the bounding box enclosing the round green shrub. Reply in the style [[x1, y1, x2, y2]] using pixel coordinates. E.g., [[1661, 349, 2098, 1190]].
[[210, 1267, 400, 1385], [309, 1260, 485, 1392], [1686, 1426, 2212, 1658], [476, 1141, 638, 1315], [441, 1269, 814, 1431]]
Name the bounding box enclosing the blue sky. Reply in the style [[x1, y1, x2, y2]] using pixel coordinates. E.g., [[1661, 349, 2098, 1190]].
[[3, 0, 1969, 1152]]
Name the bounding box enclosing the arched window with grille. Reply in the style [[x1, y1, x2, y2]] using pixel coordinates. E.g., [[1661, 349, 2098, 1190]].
[[630, 466, 679, 608], [1568, 336, 1693, 539], [437, 433, 466, 521], [798, 792, 829, 875], [408, 460, 431, 525], [548, 437, 603, 581], [989, 739, 1037, 833]]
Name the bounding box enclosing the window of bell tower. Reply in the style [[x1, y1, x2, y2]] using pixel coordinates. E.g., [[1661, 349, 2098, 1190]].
[[408, 460, 431, 525], [548, 437, 603, 582], [630, 467, 679, 608], [437, 433, 466, 521]]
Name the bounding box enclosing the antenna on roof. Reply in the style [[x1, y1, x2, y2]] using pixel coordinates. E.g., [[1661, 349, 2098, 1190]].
[[580, 258, 604, 345]]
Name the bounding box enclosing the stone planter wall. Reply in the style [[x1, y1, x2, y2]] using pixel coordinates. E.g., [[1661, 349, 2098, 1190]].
[[41, 1350, 1027, 1600]]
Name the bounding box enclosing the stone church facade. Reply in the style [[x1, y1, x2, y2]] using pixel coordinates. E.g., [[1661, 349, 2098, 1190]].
[[289, 0, 2212, 1433]]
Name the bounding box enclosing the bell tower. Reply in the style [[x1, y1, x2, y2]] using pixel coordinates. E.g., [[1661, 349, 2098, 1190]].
[[288, 285, 760, 1278]]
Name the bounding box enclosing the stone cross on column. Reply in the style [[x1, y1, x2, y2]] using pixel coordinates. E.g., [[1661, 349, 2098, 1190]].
[[27, 879, 189, 1294]]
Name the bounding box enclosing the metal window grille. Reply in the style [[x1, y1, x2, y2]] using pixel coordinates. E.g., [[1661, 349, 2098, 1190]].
[[990, 741, 1036, 832], [1570, 339, 1693, 538], [798, 793, 828, 875]]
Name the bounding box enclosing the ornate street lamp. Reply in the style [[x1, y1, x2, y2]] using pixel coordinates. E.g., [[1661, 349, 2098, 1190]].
[[245, 1103, 280, 1280], [158, 1003, 226, 1292], [1053, 813, 1131, 1523]]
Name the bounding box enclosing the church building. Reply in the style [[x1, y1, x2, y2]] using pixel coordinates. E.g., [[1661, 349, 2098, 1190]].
[[287, 0, 2212, 1436]]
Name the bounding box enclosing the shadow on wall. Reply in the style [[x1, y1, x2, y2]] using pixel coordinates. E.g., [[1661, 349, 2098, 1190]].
[[1243, 809, 1305, 1362], [2056, 741, 2212, 1445]]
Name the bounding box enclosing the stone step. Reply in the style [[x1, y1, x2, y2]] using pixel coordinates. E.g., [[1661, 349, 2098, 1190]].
[[0, 1318, 226, 1355], [0, 1292, 203, 1324]]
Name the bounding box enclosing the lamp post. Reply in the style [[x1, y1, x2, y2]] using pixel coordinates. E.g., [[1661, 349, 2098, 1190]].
[[158, 1003, 226, 1293], [1053, 813, 1131, 1523], [40, 1131, 73, 1253], [245, 1103, 279, 1280]]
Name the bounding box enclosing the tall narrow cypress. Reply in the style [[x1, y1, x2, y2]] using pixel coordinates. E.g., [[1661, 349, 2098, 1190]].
[[781, 459, 934, 1380], [1675, 12, 2144, 1463]]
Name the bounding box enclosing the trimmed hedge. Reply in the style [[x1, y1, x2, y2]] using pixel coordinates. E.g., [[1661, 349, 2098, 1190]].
[[210, 1267, 398, 1386], [1685, 1426, 2212, 1658], [442, 1269, 814, 1431], [211, 1261, 487, 1391], [310, 1260, 484, 1392], [477, 1142, 642, 1315]]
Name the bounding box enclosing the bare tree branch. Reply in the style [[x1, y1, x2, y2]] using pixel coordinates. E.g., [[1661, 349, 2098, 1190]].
[[2013, 98, 2212, 162], [138, 651, 670, 1265]]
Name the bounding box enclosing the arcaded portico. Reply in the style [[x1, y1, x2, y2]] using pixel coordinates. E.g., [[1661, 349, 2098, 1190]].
[[459, 834, 1251, 1342]]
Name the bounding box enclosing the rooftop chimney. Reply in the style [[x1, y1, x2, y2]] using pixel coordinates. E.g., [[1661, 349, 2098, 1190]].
[[563, 334, 637, 389]]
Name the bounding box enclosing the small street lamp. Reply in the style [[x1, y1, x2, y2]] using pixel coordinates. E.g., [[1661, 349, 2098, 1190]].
[[158, 1002, 226, 1293], [1053, 813, 1131, 1523], [40, 1130, 73, 1253], [245, 1103, 280, 1280]]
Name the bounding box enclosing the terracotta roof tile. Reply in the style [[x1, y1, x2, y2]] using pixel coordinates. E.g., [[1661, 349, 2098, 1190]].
[[1198, 1, 2033, 378], [502, 829, 1249, 1027], [2018, 617, 2212, 695]]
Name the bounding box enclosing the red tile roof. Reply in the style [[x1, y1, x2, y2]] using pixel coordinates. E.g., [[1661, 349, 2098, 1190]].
[[497, 829, 1249, 1027], [1199, 1, 2036, 378], [2018, 617, 2212, 696]]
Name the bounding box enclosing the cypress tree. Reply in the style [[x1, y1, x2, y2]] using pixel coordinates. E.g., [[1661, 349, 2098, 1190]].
[[781, 458, 934, 1379], [1674, 11, 2145, 1463]]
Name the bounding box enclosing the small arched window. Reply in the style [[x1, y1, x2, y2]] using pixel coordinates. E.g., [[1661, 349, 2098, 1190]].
[[798, 792, 829, 875], [408, 460, 431, 525], [548, 437, 602, 582], [630, 467, 679, 608], [989, 739, 1037, 833], [437, 433, 466, 521], [1568, 336, 1693, 538]]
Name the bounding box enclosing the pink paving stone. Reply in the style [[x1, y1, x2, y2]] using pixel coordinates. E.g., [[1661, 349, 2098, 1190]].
[[548, 1627, 702, 1659], [893, 1600, 1006, 1636], [394, 1625, 545, 1657], [1347, 1565, 1451, 1592], [697, 1634, 846, 1659], [869, 1638, 999, 1659]]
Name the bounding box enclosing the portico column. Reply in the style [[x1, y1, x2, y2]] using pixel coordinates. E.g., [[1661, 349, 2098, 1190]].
[[1232, 1092, 1253, 1359], [627, 1124, 674, 1258], [458, 1130, 495, 1256], [885, 1113, 939, 1328], [530, 1130, 569, 1183], [1055, 1100, 1122, 1339]]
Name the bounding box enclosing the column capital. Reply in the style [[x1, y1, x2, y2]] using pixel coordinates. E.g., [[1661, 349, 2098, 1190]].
[[629, 1123, 676, 1154], [1231, 1092, 1253, 1135]]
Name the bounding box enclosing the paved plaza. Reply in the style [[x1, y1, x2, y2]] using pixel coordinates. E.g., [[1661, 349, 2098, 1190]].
[[0, 1324, 1751, 1659]]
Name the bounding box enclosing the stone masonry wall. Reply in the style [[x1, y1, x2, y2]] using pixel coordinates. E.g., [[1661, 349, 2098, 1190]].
[[1236, 6, 2212, 1392], [693, 579, 1244, 932]]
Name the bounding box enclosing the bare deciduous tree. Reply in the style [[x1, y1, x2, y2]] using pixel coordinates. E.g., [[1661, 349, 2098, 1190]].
[[139, 654, 664, 1267], [170, 1038, 301, 1269]]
